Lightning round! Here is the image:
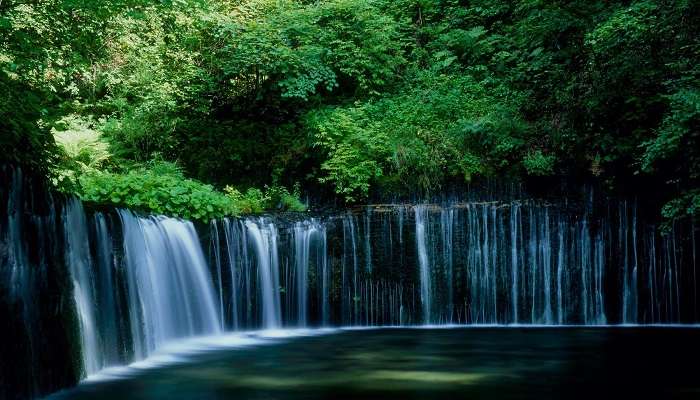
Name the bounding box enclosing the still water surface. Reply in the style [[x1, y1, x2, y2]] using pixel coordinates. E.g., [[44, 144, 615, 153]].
[[48, 328, 700, 399]]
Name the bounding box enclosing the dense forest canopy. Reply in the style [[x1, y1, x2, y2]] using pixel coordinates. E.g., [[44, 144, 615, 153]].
[[1, 0, 698, 221]]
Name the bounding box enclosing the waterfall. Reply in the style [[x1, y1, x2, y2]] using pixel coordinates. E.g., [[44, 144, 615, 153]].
[[364, 208, 372, 274], [64, 199, 102, 376], [58, 205, 224, 378], [510, 204, 520, 323], [580, 218, 591, 324], [53, 200, 700, 341], [342, 214, 360, 325], [6, 167, 26, 303], [221, 218, 246, 329], [415, 205, 432, 324], [441, 208, 454, 323], [4, 166, 700, 398], [556, 217, 565, 324], [293, 220, 318, 326], [210, 220, 226, 330], [119, 210, 221, 358], [245, 219, 281, 329], [319, 226, 330, 326], [93, 213, 122, 368]]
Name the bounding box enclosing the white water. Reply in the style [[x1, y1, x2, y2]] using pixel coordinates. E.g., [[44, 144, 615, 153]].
[[245, 219, 282, 329], [415, 205, 432, 324], [64, 199, 102, 376], [293, 220, 322, 326], [319, 227, 330, 326], [117, 210, 221, 362], [79, 328, 341, 384]]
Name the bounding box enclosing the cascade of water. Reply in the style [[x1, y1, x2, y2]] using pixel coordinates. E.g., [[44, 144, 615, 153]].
[[64, 199, 102, 376], [542, 208, 553, 324], [220, 219, 241, 329], [441, 208, 454, 323], [631, 205, 639, 323], [342, 214, 360, 325], [649, 230, 658, 322], [365, 207, 372, 275], [24, 198, 700, 332], [319, 226, 330, 326], [580, 218, 591, 324], [415, 205, 432, 324], [556, 217, 565, 324], [64, 198, 104, 375], [92, 213, 122, 367], [12, 163, 700, 400], [621, 202, 631, 323], [594, 230, 607, 324], [489, 205, 498, 323], [245, 219, 281, 329], [525, 207, 535, 323], [6, 167, 26, 302], [293, 220, 321, 326], [118, 210, 221, 358], [510, 204, 520, 323], [693, 221, 697, 321], [466, 204, 480, 322], [210, 221, 225, 330], [672, 228, 681, 321]]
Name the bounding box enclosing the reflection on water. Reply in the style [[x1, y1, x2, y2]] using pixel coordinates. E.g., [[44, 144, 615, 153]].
[[48, 328, 700, 399]]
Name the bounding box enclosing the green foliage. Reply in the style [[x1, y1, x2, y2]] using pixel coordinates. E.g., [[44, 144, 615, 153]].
[[224, 186, 267, 214], [79, 168, 238, 221], [265, 184, 307, 212], [224, 184, 307, 213], [661, 190, 700, 221], [74, 159, 306, 220], [641, 88, 700, 220], [307, 71, 531, 200], [96, 3, 216, 162], [216, 0, 406, 100], [308, 106, 389, 202], [642, 89, 700, 176], [0, 71, 55, 170], [3, 0, 699, 224], [51, 115, 111, 191], [523, 150, 556, 176]]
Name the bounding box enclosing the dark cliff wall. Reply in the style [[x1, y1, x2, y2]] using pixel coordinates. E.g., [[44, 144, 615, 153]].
[[0, 166, 81, 400]]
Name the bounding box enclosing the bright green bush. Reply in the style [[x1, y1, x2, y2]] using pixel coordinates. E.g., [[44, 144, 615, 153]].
[[661, 190, 700, 222], [51, 116, 112, 191], [223, 186, 266, 214], [216, 0, 406, 100], [224, 184, 307, 213], [306, 72, 530, 201], [523, 150, 556, 176], [266, 184, 307, 212], [79, 169, 238, 221]]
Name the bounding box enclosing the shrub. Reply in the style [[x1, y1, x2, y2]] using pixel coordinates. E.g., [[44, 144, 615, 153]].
[[79, 169, 238, 221], [51, 116, 111, 191], [523, 150, 556, 176]]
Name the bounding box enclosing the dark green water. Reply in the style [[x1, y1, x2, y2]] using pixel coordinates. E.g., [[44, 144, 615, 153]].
[[48, 328, 700, 400]]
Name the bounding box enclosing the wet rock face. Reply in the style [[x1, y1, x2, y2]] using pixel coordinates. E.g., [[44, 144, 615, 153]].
[[0, 166, 81, 400]]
